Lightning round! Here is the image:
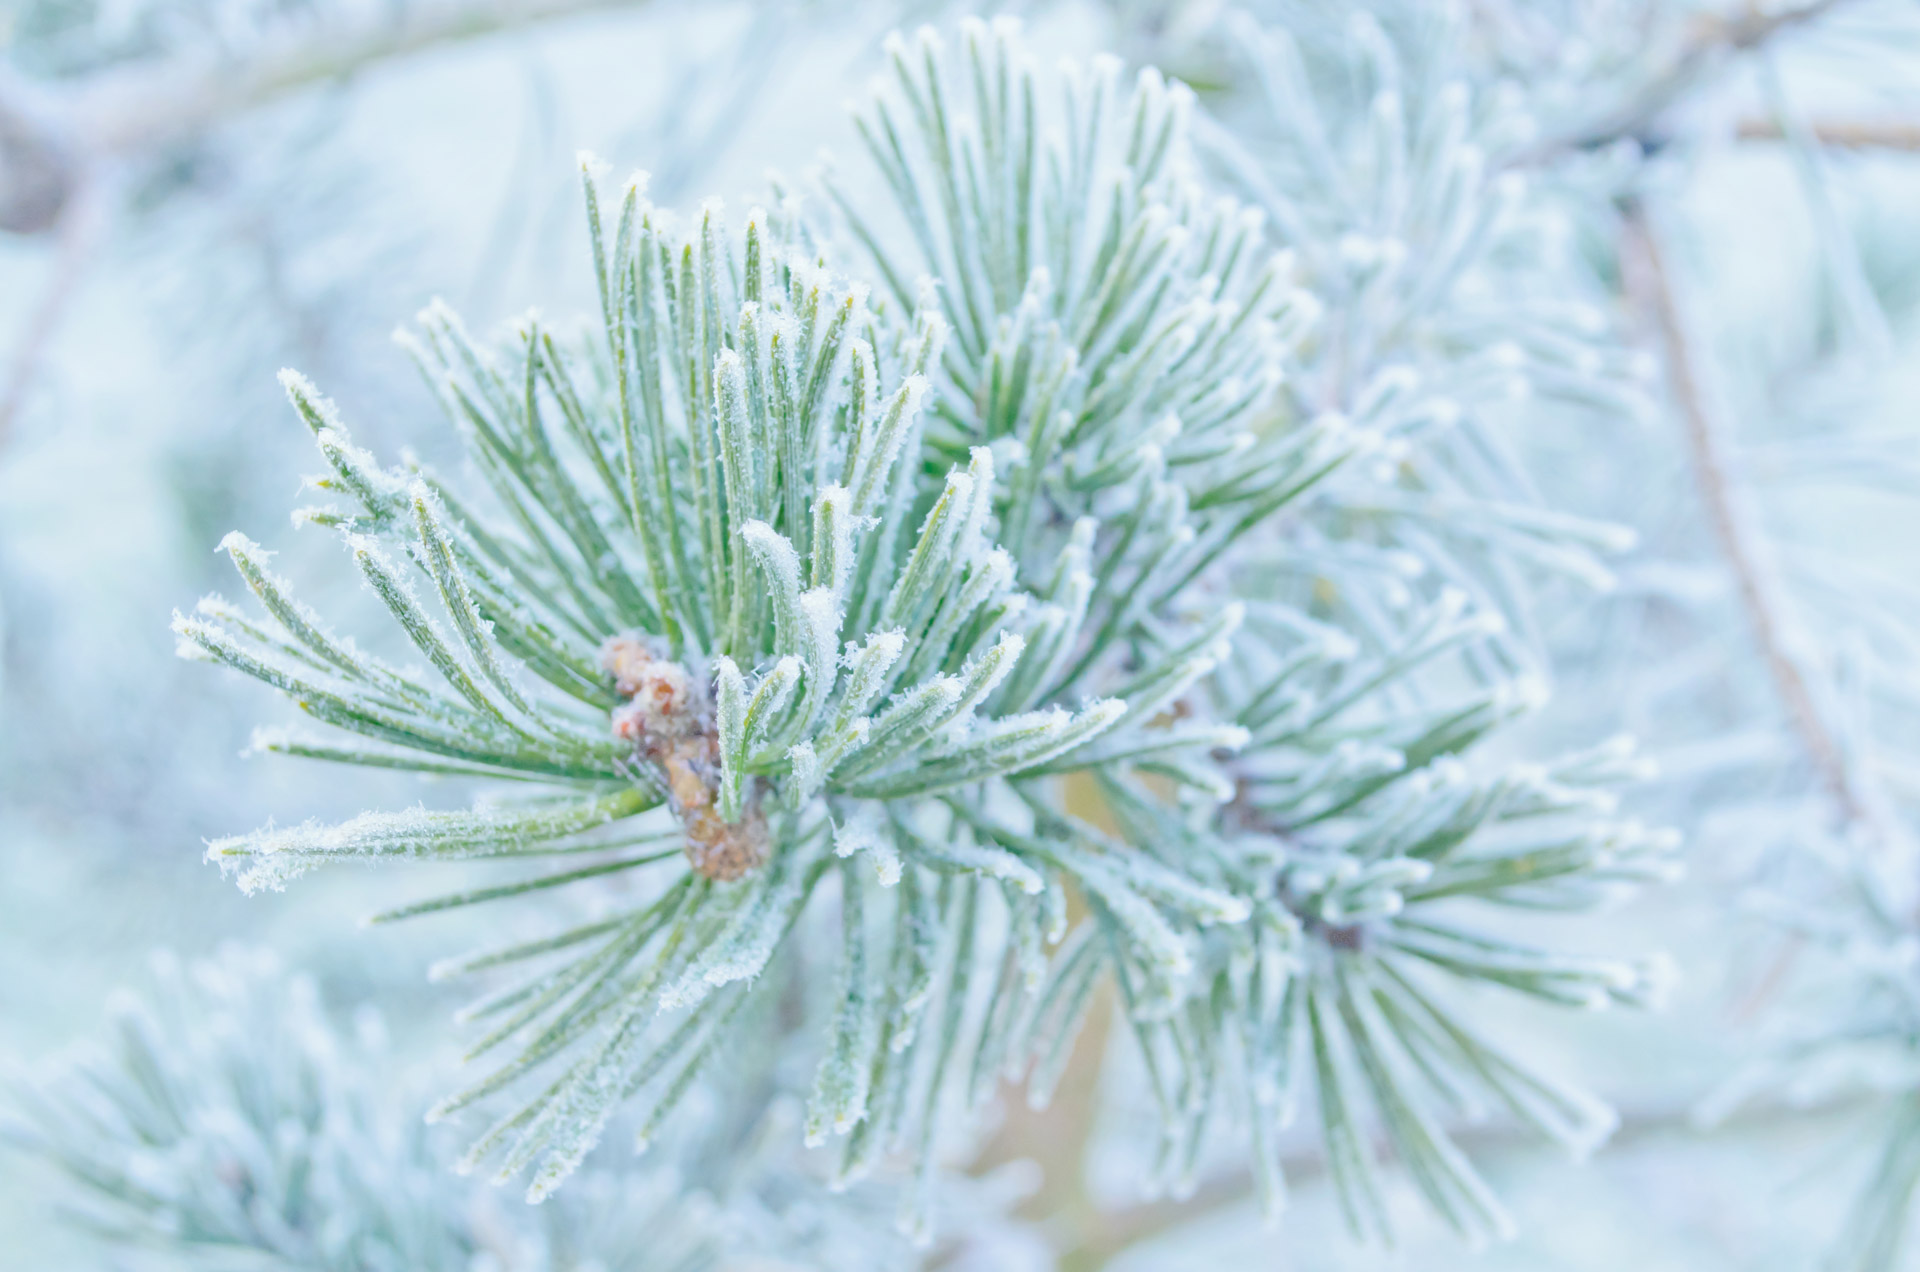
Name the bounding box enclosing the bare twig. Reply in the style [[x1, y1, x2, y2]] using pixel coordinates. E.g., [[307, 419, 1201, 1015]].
[[0, 0, 656, 449], [0, 0, 654, 240], [1057, 1089, 1873, 1268], [968, 775, 1123, 1270], [0, 68, 79, 234], [0, 174, 112, 444], [66, 0, 647, 157], [1516, 0, 1854, 162], [1736, 117, 1920, 150], [1619, 200, 1872, 834], [969, 985, 1115, 1270]]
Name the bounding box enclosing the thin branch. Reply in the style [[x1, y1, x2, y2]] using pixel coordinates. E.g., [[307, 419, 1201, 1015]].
[[67, 0, 651, 156], [1619, 200, 1873, 834], [972, 984, 1116, 1267], [0, 0, 656, 450], [0, 173, 111, 444], [970, 903, 1116, 1256], [0, 68, 79, 234], [1062, 1089, 1874, 1267], [1516, 0, 1854, 162], [0, 0, 653, 243], [969, 777, 1125, 1270], [1737, 117, 1920, 150]]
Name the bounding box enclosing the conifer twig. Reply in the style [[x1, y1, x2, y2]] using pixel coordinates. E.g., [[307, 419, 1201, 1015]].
[[165, 21, 1679, 1239], [1517, 0, 1854, 160], [0, 0, 657, 446], [1620, 200, 1869, 833], [0, 67, 76, 235], [972, 986, 1114, 1265], [0, 171, 110, 444], [1055, 1089, 1872, 1268], [1736, 117, 1920, 149], [1, 0, 648, 186], [0, 0, 656, 251], [63, 0, 649, 159]]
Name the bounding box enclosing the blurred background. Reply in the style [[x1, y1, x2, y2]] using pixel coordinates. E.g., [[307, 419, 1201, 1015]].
[[5, 0, 1920, 1267]]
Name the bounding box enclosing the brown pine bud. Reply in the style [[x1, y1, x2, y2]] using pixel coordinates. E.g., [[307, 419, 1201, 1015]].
[[604, 634, 768, 881]]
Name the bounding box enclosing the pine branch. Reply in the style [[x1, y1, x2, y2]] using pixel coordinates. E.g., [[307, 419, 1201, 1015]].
[[169, 18, 1677, 1244]]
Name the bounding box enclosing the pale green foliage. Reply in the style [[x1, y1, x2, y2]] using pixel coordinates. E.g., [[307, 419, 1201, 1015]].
[[1700, 844, 1920, 1272], [1202, 637, 1676, 1239], [6, 948, 472, 1271], [2, 946, 1009, 1270], [1201, 5, 1650, 652], [170, 15, 1673, 1246]]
